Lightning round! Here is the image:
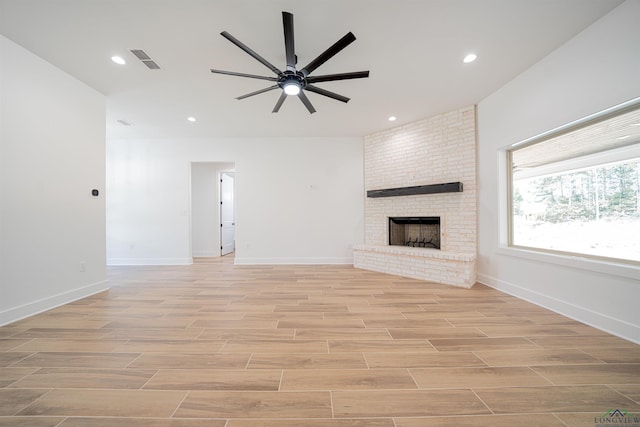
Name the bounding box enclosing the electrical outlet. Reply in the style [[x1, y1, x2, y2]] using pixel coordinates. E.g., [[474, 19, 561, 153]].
[[80, 262, 86, 272]]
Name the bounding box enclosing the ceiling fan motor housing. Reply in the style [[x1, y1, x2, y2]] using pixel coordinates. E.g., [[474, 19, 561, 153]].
[[280, 71, 305, 94]]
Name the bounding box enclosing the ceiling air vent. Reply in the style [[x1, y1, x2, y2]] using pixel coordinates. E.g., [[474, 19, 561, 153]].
[[130, 49, 151, 60], [129, 49, 161, 70], [142, 60, 160, 70]]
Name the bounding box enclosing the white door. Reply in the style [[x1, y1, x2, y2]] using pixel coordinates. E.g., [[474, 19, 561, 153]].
[[220, 172, 235, 255]]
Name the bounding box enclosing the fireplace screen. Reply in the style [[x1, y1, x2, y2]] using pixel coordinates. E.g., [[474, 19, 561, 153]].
[[389, 217, 441, 249]]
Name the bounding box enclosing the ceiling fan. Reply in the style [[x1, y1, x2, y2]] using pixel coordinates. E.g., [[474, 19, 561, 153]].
[[211, 11, 369, 114]]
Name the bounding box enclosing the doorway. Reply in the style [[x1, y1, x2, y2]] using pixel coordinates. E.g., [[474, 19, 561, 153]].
[[190, 162, 235, 259], [220, 172, 235, 256]]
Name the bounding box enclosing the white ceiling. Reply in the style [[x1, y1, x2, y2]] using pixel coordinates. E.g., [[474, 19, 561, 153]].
[[0, 0, 623, 139]]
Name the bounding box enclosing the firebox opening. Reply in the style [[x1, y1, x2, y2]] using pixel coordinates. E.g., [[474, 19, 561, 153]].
[[389, 217, 441, 249]]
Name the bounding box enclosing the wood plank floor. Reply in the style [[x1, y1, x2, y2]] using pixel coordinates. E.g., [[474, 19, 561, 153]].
[[1, 255, 639, 426]]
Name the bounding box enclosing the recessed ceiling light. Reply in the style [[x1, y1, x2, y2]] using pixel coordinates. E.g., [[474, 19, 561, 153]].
[[111, 56, 126, 65], [187, 117, 197, 122], [388, 116, 397, 122], [463, 53, 477, 64]]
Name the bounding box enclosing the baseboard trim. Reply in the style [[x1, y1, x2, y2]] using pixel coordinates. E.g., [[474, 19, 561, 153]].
[[107, 258, 193, 266], [234, 257, 354, 265], [477, 273, 640, 345], [0, 280, 110, 327]]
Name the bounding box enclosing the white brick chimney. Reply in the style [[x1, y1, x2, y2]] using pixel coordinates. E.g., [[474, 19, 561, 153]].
[[354, 106, 477, 288]]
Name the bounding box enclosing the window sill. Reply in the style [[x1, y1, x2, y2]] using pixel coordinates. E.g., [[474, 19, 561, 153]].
[[496, 246, 640, 281]]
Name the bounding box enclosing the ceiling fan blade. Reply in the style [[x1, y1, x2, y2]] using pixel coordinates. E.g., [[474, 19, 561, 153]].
[[211, 69, 278, 81], [235, 84, 279, 100], [272, 91, 287, 113], [298, 91, 316, 114], [305, 84, 350, 103], [221, 31, 283, 76], [306, 70, 369, 84], [282, 12, 296, 71], [300, 32, 356, 76]]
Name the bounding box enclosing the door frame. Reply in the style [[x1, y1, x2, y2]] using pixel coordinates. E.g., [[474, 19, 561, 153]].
[[219, 171, 236, 256], [189, 162, 235, 260]]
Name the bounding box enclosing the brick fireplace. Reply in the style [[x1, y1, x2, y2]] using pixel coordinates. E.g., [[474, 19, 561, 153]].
[[353, 106, 477, 288]]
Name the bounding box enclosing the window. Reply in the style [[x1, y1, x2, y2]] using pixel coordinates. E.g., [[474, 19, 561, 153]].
[[508, 99, 640, 264]]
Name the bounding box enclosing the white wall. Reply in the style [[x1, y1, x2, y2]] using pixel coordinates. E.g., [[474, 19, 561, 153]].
[[0, 35, 107, 325], [191, 162, 234, 257], [477, 0, 640, 343], [106, 137, 363, 265]]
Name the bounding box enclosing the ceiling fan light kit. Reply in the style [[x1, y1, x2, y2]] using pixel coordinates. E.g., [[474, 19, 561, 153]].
[[211, 11, 369, 114], [283, 81, 301, 96]]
